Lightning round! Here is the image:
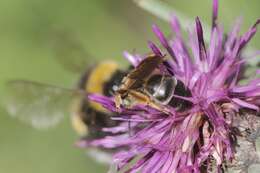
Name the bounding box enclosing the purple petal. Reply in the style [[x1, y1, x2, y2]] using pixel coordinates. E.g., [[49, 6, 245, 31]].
[[253, 18, 260, 28], [123, 51, 141, 67], [170, 15, 181, 38], [212, 0, 219, 28], [152, 24, 177, 63], [239, 28, 257, 52], [195, 17, 207, 62], [224, 17, 242, 55], [232, 98, 259, 111], [148, 41, 163, 57], [160, 152, 174, 173]]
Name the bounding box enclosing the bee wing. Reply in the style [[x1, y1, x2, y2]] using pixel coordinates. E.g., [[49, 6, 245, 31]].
[[49, 29, 92, 73], [85, 149, 118, 172], [3, 80, 86, 130], [86, 149, 113, 165], [128, 54, 162, 79], [108, 162, 118, 173]]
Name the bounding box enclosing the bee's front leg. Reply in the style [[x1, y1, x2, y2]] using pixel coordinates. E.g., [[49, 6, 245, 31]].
[[114, 93, 122, 112]]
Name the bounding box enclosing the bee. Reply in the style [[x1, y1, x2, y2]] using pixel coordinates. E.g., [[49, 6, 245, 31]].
[[71, 61, 128, 137], [114, 54, 192, 113], [115, 54, 164, 111], [3, 30, 128, 164], [145, 73, 192, 111]]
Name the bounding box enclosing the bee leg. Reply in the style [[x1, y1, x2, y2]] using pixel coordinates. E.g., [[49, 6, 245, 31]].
[[114, 93, 122, 112], [148, 101, 171, 115], [128, 90, 170, 114]]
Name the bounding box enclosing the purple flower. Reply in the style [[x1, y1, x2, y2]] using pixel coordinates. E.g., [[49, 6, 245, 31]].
[[79, 0, 260, 172]]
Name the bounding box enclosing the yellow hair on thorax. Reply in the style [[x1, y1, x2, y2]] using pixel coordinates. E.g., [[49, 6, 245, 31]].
[[86, 61, 118, 112]]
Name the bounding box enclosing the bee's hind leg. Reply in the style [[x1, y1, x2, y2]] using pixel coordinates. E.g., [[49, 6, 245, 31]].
[[128, 90, 170, 114]]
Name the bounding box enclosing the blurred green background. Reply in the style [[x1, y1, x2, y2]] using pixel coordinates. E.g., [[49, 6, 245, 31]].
[[0, 0, 259, 173]]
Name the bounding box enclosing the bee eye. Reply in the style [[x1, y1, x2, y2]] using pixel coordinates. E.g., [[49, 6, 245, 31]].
[[145, 75, 177, 105]]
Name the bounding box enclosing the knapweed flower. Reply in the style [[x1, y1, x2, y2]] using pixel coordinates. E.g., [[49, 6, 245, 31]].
[[79, 0, 260, 172]]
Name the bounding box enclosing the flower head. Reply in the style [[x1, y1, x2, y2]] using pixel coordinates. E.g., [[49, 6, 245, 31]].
[[79, 0, 260, 172]]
